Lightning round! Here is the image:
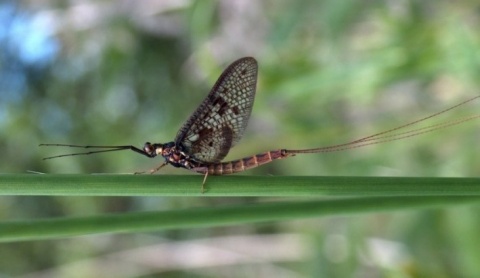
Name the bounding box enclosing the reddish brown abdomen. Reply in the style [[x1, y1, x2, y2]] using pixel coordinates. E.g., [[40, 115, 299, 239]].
[[202, 149, 294, 175]]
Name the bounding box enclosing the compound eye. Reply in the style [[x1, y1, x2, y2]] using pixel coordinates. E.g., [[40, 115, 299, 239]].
[[143, 142, 153, 153]]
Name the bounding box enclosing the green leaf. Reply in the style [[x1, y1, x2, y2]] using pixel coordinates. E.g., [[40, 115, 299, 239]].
[[1, 195, 480, 242], [1, 174, 480, 242], [0, 174, 479, 196]]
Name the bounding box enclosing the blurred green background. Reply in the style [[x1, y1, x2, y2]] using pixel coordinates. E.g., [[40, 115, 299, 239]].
[[1, 0, 480, 277]]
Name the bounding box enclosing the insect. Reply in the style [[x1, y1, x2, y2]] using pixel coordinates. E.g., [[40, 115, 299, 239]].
[[41, 57, 480, 191]]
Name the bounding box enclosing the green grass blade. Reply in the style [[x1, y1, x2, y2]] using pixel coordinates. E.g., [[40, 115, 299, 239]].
[[1, 196, 480, 242], [0, 174, 479, 196]]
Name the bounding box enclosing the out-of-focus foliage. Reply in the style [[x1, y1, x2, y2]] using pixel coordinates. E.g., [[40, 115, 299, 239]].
[[0, 0, 479, 277]]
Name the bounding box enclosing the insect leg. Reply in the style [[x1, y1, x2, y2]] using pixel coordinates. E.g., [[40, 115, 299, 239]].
[[149, 162, 168, 174], [201, 171, 209, 193]]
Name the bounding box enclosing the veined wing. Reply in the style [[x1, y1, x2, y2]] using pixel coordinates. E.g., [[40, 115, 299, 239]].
[[175, 57, 258, 163]]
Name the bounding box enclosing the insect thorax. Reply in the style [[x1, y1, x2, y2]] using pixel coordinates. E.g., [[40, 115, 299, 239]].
[[160, 142, 203, 170]]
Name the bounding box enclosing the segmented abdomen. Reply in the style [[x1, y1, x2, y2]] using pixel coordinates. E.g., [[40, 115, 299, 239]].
[[195, 149, 295, 175]]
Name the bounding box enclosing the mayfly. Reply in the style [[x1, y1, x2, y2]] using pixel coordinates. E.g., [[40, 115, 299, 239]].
[[41, 57, 480, 190]]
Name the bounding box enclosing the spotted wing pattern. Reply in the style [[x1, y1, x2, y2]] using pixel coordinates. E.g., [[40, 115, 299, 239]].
[[175, 57, 258, 163]]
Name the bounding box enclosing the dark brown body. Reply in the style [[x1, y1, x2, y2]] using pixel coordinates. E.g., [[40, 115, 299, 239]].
[[154, 142, 295, 176], [194, 150, 295, 175]]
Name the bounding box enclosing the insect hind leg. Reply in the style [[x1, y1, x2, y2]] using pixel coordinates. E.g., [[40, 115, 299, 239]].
[[201, 171, 209, 193], [191, 166, 209, 193]]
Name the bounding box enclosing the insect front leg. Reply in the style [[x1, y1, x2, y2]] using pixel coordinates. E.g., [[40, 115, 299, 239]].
[[149, 162, 168, 174], [134, 162, 168, 174]]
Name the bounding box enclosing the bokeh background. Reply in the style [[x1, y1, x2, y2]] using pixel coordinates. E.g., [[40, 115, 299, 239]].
[[1, 0, 480, 277]]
